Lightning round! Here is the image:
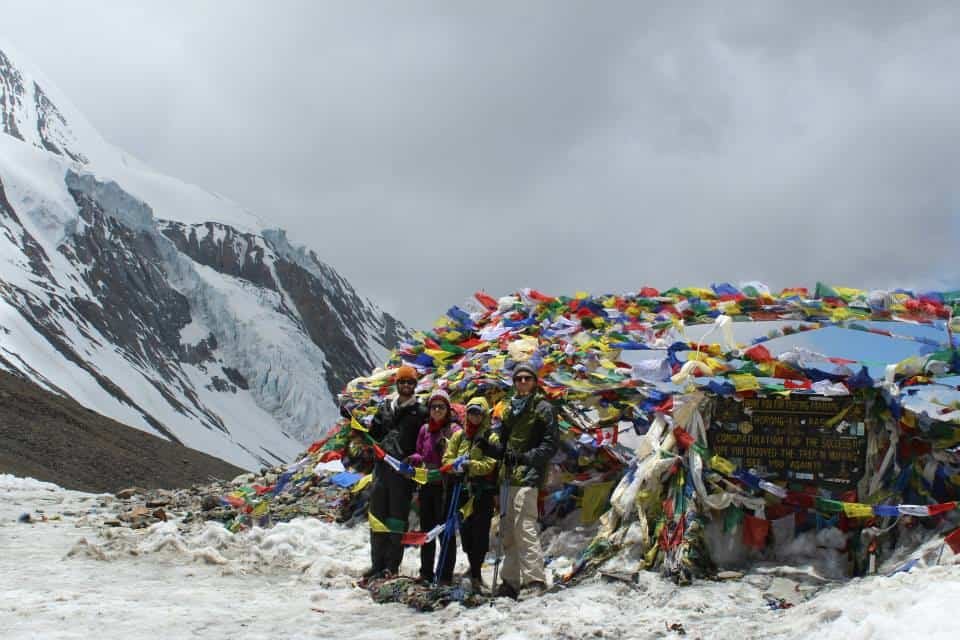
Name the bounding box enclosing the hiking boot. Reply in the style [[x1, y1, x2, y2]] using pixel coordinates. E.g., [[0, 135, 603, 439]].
[[416, 571, 434, 585], [494, 582, 519, 600], [470, 577, 486, 593], [358, 567, 387, 587], [520, 580, 548, 598]]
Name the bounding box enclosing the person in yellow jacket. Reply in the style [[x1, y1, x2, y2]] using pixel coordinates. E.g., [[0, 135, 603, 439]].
[[438, 396, 499, 591]]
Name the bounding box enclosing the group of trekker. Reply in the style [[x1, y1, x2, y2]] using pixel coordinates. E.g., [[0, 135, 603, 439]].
[[362, 361, 558, 600]]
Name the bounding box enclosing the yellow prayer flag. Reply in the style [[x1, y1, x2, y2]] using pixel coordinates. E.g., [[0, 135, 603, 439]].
[[425, 348, 454, 362], [581, 481, 615, 524], [368, 511, 391, 533], [459, 496, 474, 520], [351, 474, 373, 493], [825, 405, 852, 428], [351, 415, 368, 432], [252, 501, 269, 517], [834, 287, 865, 301], [412, 467, 429, 485], [729, 374, 760, 392], [829, 307, 854, 322], [716, 300, 742, 315], [685, 287, 714, 299], [598, 405, 620, 422], [842, 502, 873, 519], [710, 455, 737, 476]]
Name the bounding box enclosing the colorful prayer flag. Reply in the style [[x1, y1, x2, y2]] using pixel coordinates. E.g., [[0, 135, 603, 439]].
[[743, 515, 769, 549], [842, 503, 874, 519]]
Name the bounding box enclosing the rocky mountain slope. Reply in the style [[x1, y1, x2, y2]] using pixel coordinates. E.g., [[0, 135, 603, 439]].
[[0, 41, 403, 470]]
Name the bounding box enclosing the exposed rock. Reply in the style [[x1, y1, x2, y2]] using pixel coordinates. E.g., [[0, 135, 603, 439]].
[[116, 487, 145, 500]]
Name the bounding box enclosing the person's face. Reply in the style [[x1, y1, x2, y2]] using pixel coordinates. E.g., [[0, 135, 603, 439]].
[[513, 373, 536, 396], [397, 378, 416, 397], [466, 409, 484, 425], [429, 401, 449, 420]]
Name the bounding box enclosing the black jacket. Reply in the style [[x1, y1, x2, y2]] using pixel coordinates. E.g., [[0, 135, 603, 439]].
[[370, 396, 428, 460]]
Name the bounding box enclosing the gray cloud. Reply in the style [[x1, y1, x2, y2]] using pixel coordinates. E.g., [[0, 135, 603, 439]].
[[4, 1, 960, 327]]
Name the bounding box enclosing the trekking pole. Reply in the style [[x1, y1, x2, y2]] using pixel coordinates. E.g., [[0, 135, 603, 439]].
[[490, 460, 510, 598], [434, 479, 463, 585]]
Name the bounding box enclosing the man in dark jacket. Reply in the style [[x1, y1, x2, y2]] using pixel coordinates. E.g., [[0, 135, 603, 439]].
[[495, 360, 558, 599], [364, 365, 428, 579]]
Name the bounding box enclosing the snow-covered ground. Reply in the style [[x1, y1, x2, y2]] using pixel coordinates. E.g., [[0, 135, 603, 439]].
[[2, 474, 959, 640]]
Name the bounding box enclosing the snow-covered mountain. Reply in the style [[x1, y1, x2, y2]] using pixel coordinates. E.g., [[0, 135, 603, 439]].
[[0, 41, 404, 470]]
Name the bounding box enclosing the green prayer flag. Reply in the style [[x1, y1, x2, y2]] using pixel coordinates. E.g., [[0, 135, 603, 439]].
[[815, 497, 844, 513], [724, 506, 744, 533]]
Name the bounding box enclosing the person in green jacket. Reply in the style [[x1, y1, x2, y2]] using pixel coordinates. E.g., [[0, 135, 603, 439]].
[[438, 396, 499, 590], [495, 361, 558, 599]]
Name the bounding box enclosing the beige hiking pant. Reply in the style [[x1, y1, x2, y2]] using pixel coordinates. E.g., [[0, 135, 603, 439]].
[[501, 486, 545, 590]]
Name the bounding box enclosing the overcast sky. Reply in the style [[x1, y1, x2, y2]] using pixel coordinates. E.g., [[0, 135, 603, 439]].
[[4, 2, 960, 328]]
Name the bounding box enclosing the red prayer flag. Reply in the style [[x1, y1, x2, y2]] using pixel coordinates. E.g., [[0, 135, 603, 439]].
[[743, 344, 773, 363], [946, 528, 960, 554], [527, 289, 555, 302], [743, 515, 770, 549], [672, 426, 695, 451], [655, 396, 674, 414], [773, 362, 806, 381], [401, 531, 428, 546], [318, 450, 342, 463], [662, 498, 674, 521], [928, 502, 957, 516], [474, 291, 498, 310], [457, 337, 483, 350], [784, 491, 815, 509]]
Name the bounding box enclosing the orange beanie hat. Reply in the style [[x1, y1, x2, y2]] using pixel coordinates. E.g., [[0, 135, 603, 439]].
[[396, 365, 418, 381]]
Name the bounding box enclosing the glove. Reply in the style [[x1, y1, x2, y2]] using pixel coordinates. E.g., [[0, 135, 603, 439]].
[[477, 438, 502, 458], [452, 455, 469, 474]]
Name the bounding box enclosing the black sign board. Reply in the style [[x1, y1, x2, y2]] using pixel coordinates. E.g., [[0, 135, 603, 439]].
[[708, 395, 867, 489]]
